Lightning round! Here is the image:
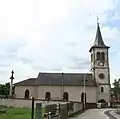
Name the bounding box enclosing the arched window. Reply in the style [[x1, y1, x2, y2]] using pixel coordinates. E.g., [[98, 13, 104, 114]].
[[81, 92, 86, 102], [45, 92, 51, 101], [101, 87, 104, 93], [96, 52, 100, 61], [101, 52, 105, 61], [63, 92, 69, 101], [25, 89, 30, 99]]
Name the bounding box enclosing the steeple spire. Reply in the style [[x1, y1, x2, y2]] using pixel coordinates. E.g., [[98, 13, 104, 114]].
[[89, 18, 109, 52], [93, 22, 106, 47]]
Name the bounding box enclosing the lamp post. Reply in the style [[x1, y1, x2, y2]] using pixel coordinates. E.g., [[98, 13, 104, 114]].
[[61, 72, 64, 100], [83, 70, 91, 109], [9, 70, 14, 98]]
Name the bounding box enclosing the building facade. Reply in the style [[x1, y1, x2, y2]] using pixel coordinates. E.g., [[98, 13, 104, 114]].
[[14, 23, 111, 103]]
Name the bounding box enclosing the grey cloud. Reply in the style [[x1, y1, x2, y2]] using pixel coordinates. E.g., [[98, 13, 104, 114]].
[[69, 60, 90, 69], [20, 57, 34, 64], [68, 54, 90, 70]]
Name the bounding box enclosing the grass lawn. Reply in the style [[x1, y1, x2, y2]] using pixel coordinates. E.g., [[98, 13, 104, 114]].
[[0, 108, 31, 119]]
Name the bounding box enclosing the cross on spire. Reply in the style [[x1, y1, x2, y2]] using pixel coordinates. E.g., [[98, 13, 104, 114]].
[[97, 16, 99, 25]]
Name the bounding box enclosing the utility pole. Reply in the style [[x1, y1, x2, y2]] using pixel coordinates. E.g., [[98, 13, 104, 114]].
[[9, 70, 14, 98]]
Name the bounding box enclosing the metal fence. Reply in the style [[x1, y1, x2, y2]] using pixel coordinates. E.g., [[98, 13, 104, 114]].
[[36, 103, 60, 119]]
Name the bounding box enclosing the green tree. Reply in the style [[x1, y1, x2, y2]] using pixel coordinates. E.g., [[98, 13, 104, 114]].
[[0, 82, 10, 97], [112, 79, 120, 97]]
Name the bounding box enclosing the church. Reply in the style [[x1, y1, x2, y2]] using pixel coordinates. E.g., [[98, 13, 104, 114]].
[[14, 23, 111, 104]]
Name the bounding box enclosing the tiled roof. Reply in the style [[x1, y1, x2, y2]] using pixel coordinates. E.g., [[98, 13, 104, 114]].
[[14, 72, 97, 86]]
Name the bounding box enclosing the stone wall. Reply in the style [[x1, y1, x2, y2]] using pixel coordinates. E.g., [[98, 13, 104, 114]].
[[0, 98, 66, 108], [67, 102, 83, 117]]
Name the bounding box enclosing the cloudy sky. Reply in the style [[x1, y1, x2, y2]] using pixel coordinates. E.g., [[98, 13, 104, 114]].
[[0, 0, 119, 84]]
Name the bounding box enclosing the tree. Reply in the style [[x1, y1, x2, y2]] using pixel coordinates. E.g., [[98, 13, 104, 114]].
[[0, 82, 10, 97], [112, 79, 120, 97]]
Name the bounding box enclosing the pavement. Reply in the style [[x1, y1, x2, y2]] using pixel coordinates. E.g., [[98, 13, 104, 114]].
[[68, 109, 120, 119]]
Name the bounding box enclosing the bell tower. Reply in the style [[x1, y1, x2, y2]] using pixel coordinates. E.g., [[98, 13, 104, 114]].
[[89, 21, 110, 103]]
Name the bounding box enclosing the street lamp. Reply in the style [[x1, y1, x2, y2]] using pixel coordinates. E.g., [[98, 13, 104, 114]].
[[61, 72, 64, 100], [83, 70, 92, 109]]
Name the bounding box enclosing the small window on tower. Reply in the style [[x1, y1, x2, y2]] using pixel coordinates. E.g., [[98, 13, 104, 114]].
[[97, 52, 100, 61], [101, 52, 105, 61], [101, 87, 104, 93]]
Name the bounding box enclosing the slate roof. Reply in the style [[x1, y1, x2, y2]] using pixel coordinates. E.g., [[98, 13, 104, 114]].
[[89, 23, 109, 52], [93, 24, 106, 47], [15, 78, 36, 86], [15, 72, 97, 86]]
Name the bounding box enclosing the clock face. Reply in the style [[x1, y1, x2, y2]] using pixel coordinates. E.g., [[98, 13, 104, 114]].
[[99, 73, 105, 79], [98, 62, 104, 66]]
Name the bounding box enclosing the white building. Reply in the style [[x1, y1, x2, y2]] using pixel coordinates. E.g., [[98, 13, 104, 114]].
[[14, 23, 111, 104]]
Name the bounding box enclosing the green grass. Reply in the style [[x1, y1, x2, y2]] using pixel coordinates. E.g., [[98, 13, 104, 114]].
[[0, 108, 31, 119]]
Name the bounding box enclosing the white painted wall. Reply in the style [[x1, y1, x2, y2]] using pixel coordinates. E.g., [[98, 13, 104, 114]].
[[15, 86, 38, 98], [15, 85, 97, 103]]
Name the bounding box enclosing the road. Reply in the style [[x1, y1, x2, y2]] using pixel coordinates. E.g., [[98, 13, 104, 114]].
[[68, 109, 120, 119]]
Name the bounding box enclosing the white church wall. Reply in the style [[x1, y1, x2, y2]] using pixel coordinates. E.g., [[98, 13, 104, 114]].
[[64, 86, 97, 103], [38, 86, 61, 100], [37, 86, 97, 103], [15, 86, 38, 98], [15, 85, 97, 103]]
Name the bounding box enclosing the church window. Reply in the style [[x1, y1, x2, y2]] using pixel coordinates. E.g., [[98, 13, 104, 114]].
[[96, 52, 100, 60], [63, 92, 69, 101], [101, 87, 104, 93], [99, 73, 104, 79], [45, 92, 51, 101], [101, 52, 105, 61], [25, 89, 30, 99]]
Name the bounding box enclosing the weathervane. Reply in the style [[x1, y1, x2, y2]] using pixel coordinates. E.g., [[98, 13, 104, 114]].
[[97, 16, 99, 25]]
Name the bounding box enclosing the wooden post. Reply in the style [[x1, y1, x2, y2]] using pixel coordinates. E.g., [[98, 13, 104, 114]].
[[31, 97, 35, 119]]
